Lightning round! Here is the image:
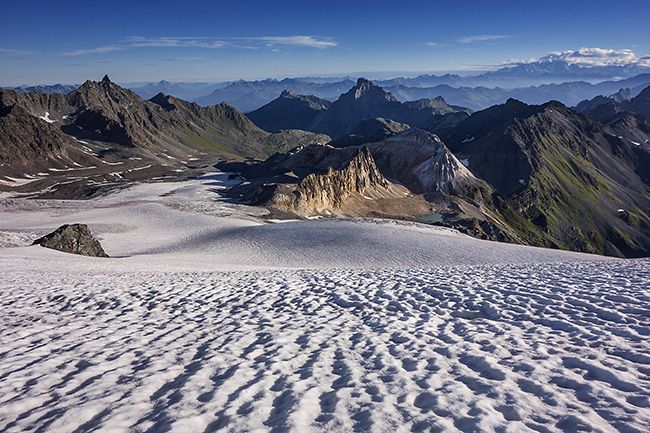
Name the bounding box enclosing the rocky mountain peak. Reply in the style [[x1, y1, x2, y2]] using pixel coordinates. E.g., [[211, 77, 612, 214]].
[[351, 78, 397, 103], [355, 77, 373, 91], [272, 146, 389, 214], [376, 129, 477, 195], [623, 84, 650, 122], [280, 90, 299, 98]]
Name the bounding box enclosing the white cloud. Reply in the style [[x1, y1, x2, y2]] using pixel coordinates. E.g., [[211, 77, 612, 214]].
[[423, 42, 446, 48], [64, 46, 124, 56], [504, 48, 650, 67], [125, 37, 225, 49], [63, 35, 336, 57], [248, 36, 337, 49], [0, 47, 38, 55], [458, 35, 510, 44]]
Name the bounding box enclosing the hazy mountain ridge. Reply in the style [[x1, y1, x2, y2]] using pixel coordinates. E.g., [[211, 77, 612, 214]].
[[245, 91, 332, 133], [247, 78, 470, 140], [130, 80, 225, 101], [194, 73, 650, 113], [12, 83, 79, 95], [195, 78, 356, 112], [10, 67, 650, 113]]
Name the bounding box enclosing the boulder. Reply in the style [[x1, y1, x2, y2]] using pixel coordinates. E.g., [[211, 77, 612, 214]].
[[33, 223, 109, 257]]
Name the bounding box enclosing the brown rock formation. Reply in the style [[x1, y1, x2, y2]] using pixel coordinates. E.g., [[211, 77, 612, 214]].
[[263, 147, 390, 215]]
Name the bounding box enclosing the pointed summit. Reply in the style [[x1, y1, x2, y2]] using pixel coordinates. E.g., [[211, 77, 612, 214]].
[[101, 75, 111, 83], [309, 78, 400, 138], [356, 77, 372, 87]]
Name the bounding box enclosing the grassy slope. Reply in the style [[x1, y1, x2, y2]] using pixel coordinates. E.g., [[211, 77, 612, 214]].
[[484, 112, 650, 257]]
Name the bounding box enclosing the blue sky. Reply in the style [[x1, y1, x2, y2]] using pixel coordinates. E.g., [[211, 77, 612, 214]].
[[1, 0, 649, 85]]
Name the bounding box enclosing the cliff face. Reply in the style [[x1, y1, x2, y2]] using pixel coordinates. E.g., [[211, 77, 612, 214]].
[[267, 147, 389, 214], [370, 129, 479, 195]]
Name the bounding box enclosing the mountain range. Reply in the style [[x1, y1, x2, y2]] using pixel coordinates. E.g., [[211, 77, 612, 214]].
[[0, 75, 327, 198], [151, 74, 650, 112], [235, 79, 650, 257], [247, 78, 471, 141], [10, 61, 650, 113], [2, 75, 650, 257]]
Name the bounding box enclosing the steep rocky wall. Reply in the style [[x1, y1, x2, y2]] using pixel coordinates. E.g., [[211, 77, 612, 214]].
[[268, 147, 388, 214]]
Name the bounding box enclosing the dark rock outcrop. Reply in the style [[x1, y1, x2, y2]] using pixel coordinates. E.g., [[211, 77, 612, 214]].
[[33, 224, 109, 257], [329, 117, 411, 147], [622, 85, 650, 122]]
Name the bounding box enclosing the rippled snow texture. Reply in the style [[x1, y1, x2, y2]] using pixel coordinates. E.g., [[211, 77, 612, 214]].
[[1, 261, 649, 432]]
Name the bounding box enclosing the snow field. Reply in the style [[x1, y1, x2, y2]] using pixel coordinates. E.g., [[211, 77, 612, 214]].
[[0, 173, 649, 432], [1, 261, 649, 432]]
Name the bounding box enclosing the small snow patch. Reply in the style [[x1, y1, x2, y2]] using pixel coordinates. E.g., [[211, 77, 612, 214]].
[[0, 176, 43, 186], [39, 112, 56, 123], [126, 165, 153, 172], [460, 158, 469, 167], [519, 179, 526, 185], [462, 137, 475, 143], [632, 141, 641, 146]]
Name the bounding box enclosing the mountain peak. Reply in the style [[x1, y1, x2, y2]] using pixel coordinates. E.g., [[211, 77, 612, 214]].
[[101, 75, 111, 84], [280, 90, 299, 98], [356, 77, 373, 88], [350, 78, 397, 103]]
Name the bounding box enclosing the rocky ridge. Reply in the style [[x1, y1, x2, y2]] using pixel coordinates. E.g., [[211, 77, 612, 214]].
[[246, 78, 470, 141], [445, 98, 650, 256], [246, 91, 332, 133], [0, 76, 328, 198], [264, 147, 390, 215]]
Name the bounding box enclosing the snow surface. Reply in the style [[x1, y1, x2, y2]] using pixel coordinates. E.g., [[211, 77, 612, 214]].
[[0, 176, 44, 186], [38, 112, 56, 123], [460, 158, 469, 167], [1, 173, 649, 432]]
